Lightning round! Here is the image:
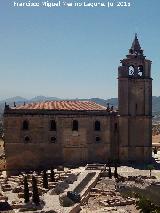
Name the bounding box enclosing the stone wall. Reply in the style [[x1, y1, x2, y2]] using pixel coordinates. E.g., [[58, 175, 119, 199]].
[[4, 112, 117, 171], [118, 116, 152, 162]]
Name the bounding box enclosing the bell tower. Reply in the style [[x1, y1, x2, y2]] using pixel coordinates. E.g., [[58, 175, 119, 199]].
[[118, 34, 152, 162]]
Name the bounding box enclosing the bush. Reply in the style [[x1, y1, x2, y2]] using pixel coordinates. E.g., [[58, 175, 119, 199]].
[[136, 196, 158, 213], [50, 168, 55, 182], [42, 170, 48, 189], [24, 176, 29, 203], [114, 165, 118, 179], [136, 195, 160, 213], [147, 164, 155, 177], [108, 167, 112, 179], [32, 176, 40, 205]]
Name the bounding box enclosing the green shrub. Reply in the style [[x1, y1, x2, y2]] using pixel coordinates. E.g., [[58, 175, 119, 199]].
[[50, 168, 55, 182], [147, 164, 155, 177], [108, 167, 112, 179], [114, 165, 118, 179], [43, 170, 48, 189], [32, 176, 40, 205], [136, 195, 160, 213], [24, 175, 29, 203]]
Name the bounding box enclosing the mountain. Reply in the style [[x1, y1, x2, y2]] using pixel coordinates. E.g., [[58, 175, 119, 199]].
[[30, 96, 61, 102], [0, 96, 27, 104], [152, 96, 160, 113]]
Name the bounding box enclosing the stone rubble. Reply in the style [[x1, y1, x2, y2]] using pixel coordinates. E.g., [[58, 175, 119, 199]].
[[1, 160, 160, 212]]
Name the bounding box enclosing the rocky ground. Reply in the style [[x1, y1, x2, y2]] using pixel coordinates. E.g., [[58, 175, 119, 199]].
[[0, 168, 81, 213], [1, 139, 160, 212], [80, 167, 160, 213], [1, 163, 160, 213], [152, 124, 160, 136], [81, 177, 139, 213], [153, 134, 160, 144], [81, 152, 160, 213]]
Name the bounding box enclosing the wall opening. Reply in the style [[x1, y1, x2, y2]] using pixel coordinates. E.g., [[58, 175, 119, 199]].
[[95, 121, 101, 131], [22, 120, 29, 130], [114, 123, 118, 132], [138, 65, 143, 77], [50, 120, 56, 131], [72, 120, 78, 131], [50, 136, 56, 143], [24, 136, 30, 143], [129, 65, 135, 76]]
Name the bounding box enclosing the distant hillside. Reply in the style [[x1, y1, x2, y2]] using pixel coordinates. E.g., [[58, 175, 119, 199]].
[[90, 98, 118, 108], [153, 96, 160, 113], [0, 96, 60, 104], [30, 96, 61, 102], [0, 96, 27, 104]]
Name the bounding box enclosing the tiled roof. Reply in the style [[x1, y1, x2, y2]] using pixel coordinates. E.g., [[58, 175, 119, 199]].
[[12, 101, 107, 111]]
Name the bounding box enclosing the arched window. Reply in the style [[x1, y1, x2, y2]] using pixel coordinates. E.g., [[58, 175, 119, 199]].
[[135, 104, 138, 114], [95, 121, 101, 131], [72, 120, 78, 131], [22, 120, 29, 130], [138, 65, 143, 77], [50, 120, 56, 131], [114, 123, 118, 132], [24, 136, 30, 143], [129, 65, 135, 76]]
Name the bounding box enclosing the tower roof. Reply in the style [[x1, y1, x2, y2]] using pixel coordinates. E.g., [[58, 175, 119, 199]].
[[131, 34, 141, 50], [129, 34, 144, 56]]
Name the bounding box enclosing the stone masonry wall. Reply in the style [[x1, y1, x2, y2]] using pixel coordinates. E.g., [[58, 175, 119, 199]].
[[4, 113, 117, 171]]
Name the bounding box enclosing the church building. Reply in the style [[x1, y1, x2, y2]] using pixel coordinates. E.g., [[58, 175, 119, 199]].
[[3, 35, 152, 171]]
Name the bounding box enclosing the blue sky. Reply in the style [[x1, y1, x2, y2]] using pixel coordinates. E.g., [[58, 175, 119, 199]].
[[0, 0, 160, 100]]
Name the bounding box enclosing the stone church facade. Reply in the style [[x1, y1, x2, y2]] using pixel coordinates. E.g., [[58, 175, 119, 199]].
[[3, 35, 152, 171]]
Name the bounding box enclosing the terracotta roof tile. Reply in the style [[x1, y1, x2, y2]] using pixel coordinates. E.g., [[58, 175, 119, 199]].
[[12, 101, 107, 111]]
